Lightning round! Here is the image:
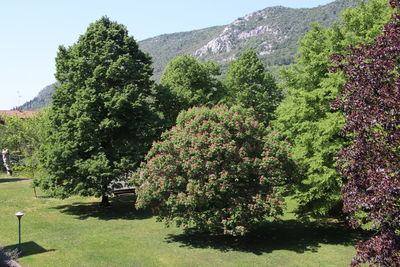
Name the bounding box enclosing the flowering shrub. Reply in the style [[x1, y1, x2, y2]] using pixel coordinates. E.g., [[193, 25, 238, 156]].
[[133, 105, 297, 235]]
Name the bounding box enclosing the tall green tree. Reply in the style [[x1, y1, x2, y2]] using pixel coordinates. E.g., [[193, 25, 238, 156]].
[[39, 17, 159, 205], [225, 49, 282, 124], [159, 55, 224, 124], [273, 0, 392, 217]]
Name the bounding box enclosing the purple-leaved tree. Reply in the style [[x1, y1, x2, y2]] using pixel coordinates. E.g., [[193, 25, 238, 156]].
[[332, 0, 400, 265]]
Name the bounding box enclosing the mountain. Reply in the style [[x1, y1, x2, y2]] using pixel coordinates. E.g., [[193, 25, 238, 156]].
[[140, 0, 363, 79], [19, 0, 363, 111], [18, 83, 58, 110]]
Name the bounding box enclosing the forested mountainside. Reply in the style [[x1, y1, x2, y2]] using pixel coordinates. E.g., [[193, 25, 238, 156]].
[[139, 0, 363, 79], [19, 0, 365, 110], [17, 83, 58, 110]]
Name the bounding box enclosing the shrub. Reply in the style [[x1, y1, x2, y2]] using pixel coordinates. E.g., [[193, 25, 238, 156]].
[[0, 247, 19, 267], [133, 105, 297, 235]]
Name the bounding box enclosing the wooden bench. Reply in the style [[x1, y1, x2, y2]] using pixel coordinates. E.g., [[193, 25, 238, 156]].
[[113, 187, 135, 197]]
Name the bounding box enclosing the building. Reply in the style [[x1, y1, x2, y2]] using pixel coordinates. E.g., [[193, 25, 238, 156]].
[[0, 110, 37, 125]]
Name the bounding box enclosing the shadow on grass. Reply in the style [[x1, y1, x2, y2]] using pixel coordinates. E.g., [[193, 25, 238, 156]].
[[165, 220, 370, 255], [52, 195, 152, 221], [4, 241, 55, 258], [35, 195, 53, 199], [0, 178, 29, 183]]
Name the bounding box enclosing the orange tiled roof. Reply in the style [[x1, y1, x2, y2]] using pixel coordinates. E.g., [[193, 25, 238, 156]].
[[0, 110, 37, 119]]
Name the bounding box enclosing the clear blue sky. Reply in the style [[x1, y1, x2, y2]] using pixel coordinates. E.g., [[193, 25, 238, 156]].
[[0, 0, 334, 110]]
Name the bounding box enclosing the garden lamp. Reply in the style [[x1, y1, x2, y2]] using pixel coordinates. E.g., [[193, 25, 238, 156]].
[[15, 212, 24, 251]]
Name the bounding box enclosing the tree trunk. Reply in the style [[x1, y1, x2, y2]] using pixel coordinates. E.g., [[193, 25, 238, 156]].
[[100, 184, 110, 206], [100, 194, 110, 207]]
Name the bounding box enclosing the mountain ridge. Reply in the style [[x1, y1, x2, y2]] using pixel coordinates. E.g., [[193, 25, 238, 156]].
[[19, 0, 364, 110]]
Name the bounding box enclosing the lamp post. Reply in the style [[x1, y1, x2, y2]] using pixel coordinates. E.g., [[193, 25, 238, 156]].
[[15, 212, 24, 252]]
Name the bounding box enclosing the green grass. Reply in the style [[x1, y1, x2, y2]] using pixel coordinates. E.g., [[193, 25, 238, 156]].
[[0, 175, 364, 267]]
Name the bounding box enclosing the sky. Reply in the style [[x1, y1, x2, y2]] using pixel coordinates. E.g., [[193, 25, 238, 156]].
[[0, 0, 334, 110]]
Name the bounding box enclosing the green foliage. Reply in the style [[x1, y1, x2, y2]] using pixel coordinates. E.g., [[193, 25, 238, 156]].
[[160, 55, 225, 122], [273, 0, 392, 218], [0, 111, 47, 176], [340, 0, 393, 44], [38, 17, 160, 202], [225, 49, 282, 123], [133, 105, 297, 235]]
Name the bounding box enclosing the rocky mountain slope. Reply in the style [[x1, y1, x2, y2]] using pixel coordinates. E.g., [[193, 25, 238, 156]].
[[140, 0, 362, 79], [20, 0, 363, 110]]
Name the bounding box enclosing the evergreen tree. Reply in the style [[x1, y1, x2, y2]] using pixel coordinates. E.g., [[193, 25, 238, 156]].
[[39, 17, 159, 205], [273, 0, 392, 217], [225, 49, 282, 124]]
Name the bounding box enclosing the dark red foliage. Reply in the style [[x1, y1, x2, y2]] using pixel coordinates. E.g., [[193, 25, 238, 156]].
[[390, 0, 400, 9], [331, 2, 400, 266]]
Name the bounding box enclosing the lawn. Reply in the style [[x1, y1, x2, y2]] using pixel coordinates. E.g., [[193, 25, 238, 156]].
[[0, 175, 363, 267]]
